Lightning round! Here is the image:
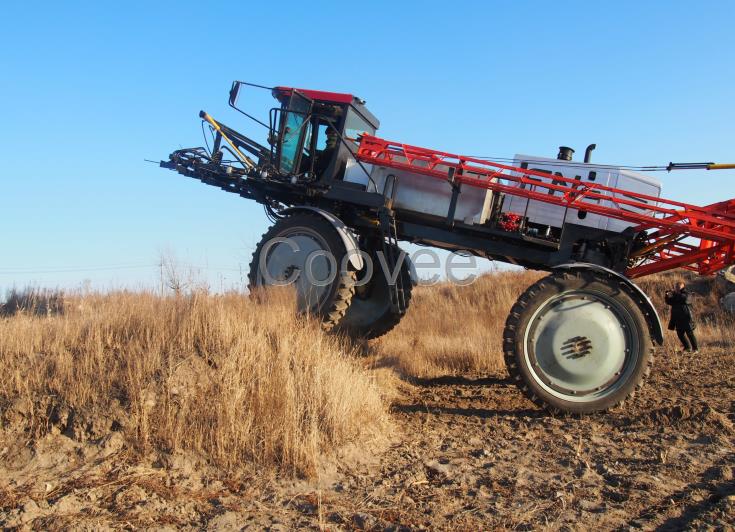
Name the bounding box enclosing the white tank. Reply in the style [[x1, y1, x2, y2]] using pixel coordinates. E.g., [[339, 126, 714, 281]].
[[343, 158, 495, 225], [501, 155, 662, 233]]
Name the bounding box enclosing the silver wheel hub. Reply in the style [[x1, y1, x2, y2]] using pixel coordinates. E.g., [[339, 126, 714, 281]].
[[524, 291, 637, 402]]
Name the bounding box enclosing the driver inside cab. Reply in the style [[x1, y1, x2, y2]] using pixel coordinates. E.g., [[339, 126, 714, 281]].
[[314, 126, 340, 176]]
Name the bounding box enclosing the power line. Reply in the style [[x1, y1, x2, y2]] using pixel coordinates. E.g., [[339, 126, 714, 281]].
[[0, 264, 156, 274], [0, 263, 244, 275]]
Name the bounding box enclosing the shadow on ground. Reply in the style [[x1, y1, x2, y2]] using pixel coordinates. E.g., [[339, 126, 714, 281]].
[[390, 402, 542, 419]]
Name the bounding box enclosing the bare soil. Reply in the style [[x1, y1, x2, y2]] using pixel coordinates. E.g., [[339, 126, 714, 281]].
[[2, 342, 733, 530]]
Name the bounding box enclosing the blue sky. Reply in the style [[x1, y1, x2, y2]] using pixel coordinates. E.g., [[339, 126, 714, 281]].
[[1, 1, 734, 291]]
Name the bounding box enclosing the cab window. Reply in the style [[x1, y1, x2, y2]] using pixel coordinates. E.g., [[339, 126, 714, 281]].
[[278, 93, 311, 174], [298, 121, 314, 174], [344, 109, 375, 150], [315, 123, 329, 150]]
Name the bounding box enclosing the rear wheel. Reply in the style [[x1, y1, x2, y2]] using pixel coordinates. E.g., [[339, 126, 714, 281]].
[[503, 269, 653, 414], [337, 244, 413, 339], [248, 213, 355, 330]]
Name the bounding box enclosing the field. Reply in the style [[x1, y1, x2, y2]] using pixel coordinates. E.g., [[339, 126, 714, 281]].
[[1, 271, 733, 530]]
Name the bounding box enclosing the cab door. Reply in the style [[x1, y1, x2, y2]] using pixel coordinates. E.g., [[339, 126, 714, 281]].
[[276, 90, 313, 175]]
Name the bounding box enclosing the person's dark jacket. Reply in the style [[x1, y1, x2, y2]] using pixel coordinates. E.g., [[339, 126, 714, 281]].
[[665, 289, 695, 330]]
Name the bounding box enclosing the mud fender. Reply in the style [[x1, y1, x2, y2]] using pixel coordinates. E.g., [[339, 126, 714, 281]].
[[553, 263, 664, 345], [280, 206, 364, 270]]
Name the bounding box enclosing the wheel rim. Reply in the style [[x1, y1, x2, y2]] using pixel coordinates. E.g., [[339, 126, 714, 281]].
[[255, 227, 338, 312], [522, 290, 639, 403]]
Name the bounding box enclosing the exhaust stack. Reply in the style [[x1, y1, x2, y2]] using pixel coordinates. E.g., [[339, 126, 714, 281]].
[[557, 146, 574, 161]]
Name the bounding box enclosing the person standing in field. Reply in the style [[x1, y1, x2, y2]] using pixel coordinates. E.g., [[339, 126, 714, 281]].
[[665, 281, 699, 353]]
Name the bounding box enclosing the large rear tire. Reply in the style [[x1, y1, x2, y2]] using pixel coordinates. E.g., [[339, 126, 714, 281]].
[[248, 213, 355, 330], [337, 244, 413, 339], [503, 269, 653, 415]]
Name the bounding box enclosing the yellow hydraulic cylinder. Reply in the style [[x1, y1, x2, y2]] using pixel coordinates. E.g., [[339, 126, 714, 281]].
[[200, 111, 256, 170]]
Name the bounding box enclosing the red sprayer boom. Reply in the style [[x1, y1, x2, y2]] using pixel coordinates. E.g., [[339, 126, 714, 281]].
[[356, 135, 735, 278]]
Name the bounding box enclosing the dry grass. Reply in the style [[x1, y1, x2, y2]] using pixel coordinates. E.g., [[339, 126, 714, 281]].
[[374, 269, 543, 377], [1, 268, 731, 479], [0, 289, 388, 476]]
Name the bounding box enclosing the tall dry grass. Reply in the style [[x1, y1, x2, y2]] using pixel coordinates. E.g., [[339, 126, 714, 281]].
[[0, 289, 388, 476], [1, 268, 730, 477], [374, 269, 544, 377]]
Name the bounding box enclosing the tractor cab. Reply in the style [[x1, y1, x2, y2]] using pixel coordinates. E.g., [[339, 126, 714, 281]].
[[229, 81, 379, 183], [270, 86, 380, 182]]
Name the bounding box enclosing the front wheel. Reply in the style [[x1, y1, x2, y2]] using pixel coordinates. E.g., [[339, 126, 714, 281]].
[[247, 213, 356, 330], [503, 269, 653, 414]]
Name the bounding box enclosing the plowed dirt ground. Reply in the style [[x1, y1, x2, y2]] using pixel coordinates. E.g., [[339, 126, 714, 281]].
[[3, 343, 733, 530]]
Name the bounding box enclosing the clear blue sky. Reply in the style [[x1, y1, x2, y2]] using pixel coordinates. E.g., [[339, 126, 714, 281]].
[[2, 1, 734, 292]]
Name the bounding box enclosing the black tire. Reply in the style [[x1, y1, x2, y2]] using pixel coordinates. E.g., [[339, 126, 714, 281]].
[[337, 244, 413, 339], [248, 213, 355, 330], [503, 269, 653, 415]]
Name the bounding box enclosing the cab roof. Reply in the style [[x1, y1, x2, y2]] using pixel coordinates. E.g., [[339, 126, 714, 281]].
[[272, 86, 379, 130], [273, 86, 358, 105]]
